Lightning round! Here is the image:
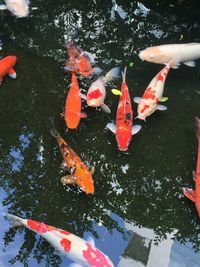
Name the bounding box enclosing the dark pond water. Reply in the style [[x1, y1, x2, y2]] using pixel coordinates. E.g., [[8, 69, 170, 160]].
[[1, 0, 200, 266]]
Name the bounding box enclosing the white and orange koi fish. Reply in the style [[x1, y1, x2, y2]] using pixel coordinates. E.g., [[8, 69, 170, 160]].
[[139, 43, 200, 68], [4, 213, 114, 267], [0, 0, 29, 18], [80, 67, 120, 114], [133, 61, 172, 121]]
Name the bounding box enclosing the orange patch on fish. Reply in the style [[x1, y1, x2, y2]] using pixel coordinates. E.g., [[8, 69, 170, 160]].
[[141, 104, 150, 113], [143, 87, 156, 100], [88, 88, 102, 99], [60, 238, 71, 252]]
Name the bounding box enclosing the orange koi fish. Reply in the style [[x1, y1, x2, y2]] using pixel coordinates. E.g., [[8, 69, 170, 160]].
[[0, 55, 17, 85], [50, 119, 94, 194], [64, 72, 87, 129], [4, 213, 114, 267], [107, 67, 141, 151], [183, 117, 200, 216], [64, 39, 94, 77]]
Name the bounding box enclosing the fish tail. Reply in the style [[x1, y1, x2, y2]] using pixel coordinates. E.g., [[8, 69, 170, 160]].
[[103, 67, 120, 83], [121, 67, 127, 83], [3, 213, 24, 227], [195, 117, 200, 143], [49, 117, 61, 139]]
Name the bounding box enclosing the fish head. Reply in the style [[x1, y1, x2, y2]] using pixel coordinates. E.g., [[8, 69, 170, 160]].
[[139, 47, 165, 64], [6, 0, 29, 17]]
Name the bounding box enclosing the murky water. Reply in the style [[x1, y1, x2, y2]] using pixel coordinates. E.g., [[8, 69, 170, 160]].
[[1, 0, 200, 266]]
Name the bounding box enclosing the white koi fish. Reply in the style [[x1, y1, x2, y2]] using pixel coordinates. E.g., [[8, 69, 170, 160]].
[[4, 213, 114, 267], [139, 43, 200, 68], [133, 61, 172, 121], [0, 0, 29, 18], [80, 67, 120, 114]]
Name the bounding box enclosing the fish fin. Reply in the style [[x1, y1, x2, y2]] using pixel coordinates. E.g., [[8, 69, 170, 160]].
[[184, 61, 196, 67], [159, 96, 169, 102], [106, 123, 116, 134], [4, 213, 23, 227], [121, 67, 127, 83], [49, 117, 60, 139], [133, 97, 141, 104], [91, 67, 102, 75], [60, 161, 68, 171], [183, 188, 196, 202], [80, 93, 87, 101], [61, 175, 76, 185], [86, 236, 95, 247], [193, 171, 196, 181], [156, 104, 167, 111], [0, 4, 7, 10], [88, 166, 94, 175], [132, 125, 142, 135], [80, 112, 87, 119], [8, 68, 17, 79], [103, 66, 120, 83], [60, 112, 65, 117], [54, 249, 63, 256], [101, 103, 111, 114]]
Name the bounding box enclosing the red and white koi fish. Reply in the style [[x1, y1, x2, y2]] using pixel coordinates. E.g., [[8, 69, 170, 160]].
[[107, 67, 141, 151], [80, 67, 120, 114], [4, 213, 114, 267], [139, 43, 200, 68], [0, 0, 29, 18], [0, 55, 17, 85], [183, 117, 200, 217], [133, 61, 172, 121]]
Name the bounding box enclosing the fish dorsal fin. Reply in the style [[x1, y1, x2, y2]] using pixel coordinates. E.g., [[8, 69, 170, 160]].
[[133, 97, 141, 104], [183, 188, 196, 202], [106, 123, 116, 134], [184, 61, 196, 67], [86, 236, 95, 247]]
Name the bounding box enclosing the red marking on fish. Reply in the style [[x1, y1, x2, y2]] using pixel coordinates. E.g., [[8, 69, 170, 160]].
[[141, 104, 150, 113], [88, 89, 102, 99], [83, 243, 112, 267], [27, 220, 53, 233], [143, 87, 156, 100], [60, 238, 71, 252], [157, 67, 169, 81]]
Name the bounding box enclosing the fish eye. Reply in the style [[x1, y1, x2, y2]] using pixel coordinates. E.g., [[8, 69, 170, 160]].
[[150, 55, 155, 58]]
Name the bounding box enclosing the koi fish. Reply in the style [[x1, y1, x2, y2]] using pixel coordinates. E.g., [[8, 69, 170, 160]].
[[0, 0, 29, 18], [0, 55, 17, 85], [106, 67, 141, 151], [50, 119, 94, 194], [64, 72, 87, 129], [133, 61, 171, 121], [80, 67, 120, 114], [64, 34, 100, 77], [139, 43, 200, 68], [183, 117, 200, 217], [4, 213, 114, 267]]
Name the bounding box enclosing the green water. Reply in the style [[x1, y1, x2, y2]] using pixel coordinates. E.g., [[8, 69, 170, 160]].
[[1, 0, 200, 266]]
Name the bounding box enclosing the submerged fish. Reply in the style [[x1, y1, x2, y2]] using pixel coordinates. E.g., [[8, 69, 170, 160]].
[[107, 67, 141, 151], [139, 43, 200, 68], [133, 61, 171, 121], [0, 0, 29, 18], [0, 55, 17, 85], [4, 213, 114, 267], [183, 117, 200, 217], [64, 72, 87, 129], [50, 119, 94, 194], [80, 67, 120, 114]]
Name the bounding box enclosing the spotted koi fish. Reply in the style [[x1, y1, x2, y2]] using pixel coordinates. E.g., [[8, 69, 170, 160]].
[[183, 117, 200, 217], [133, 61, 172, 121], [64, 34, 100, 77], [4, 213, 114, 267], [80, 67, 120, 114], [107, 67, 141, 151], [64, 72, 87, 129], [0, 56, 17, 85], [50, 119, 94, 194]]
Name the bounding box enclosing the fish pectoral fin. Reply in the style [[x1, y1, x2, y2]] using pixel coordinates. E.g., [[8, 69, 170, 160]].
[[133, 97, 141, 104], [54, 249, 63, 256], [79, 93, 87, 100], [132, 125, 142, 135], [156, 104, 167, 111], [80, 112, 87, 119], [184, 60, 196, 67], [193, 171, 196, 181], [101, 103, 111, 114], [183, 188, 196, 202], [8, 68, 17, 79], [86, 235, 95, 247], [0, 4, 7, 10], [61, 175, 76, 185], [60, 161, 68, 171], [106, 123, 116, 134], [159, 96, 169, 102]]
